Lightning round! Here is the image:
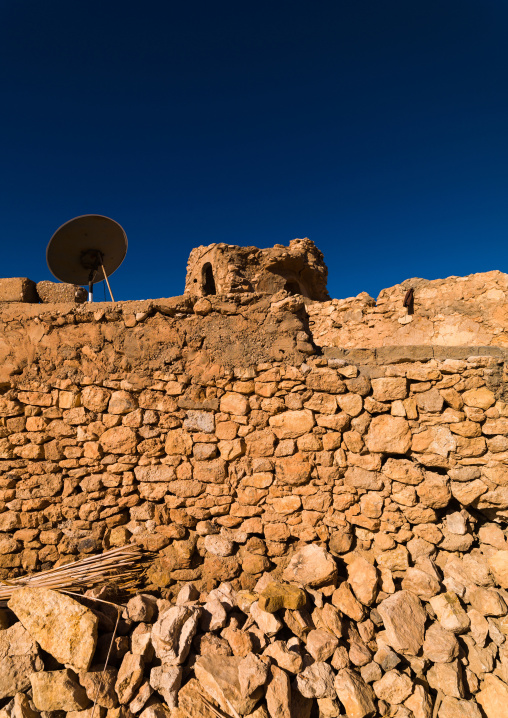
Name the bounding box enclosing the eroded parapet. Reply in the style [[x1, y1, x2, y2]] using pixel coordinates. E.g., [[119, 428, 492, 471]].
[[184, 238, 330, 301]]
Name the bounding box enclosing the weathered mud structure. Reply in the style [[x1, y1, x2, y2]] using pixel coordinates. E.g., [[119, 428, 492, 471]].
[[0, 239, 508, 717]]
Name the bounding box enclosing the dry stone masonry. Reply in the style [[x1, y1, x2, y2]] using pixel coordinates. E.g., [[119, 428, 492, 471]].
[[1, 241, 508, 716]]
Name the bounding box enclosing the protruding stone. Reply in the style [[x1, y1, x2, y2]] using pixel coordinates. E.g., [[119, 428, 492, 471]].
[[258, 583, 307, 613], [377, 590, 426, 656], [295, 662, 336, 699], [283, 545, 337, 588], [115, 653, 145, 705], [151, 606, 200, 665], [334, 669, 376, 718], [8, 588, 98, 673], [31, 670, 90, 712], [194, 655, 263, 716]]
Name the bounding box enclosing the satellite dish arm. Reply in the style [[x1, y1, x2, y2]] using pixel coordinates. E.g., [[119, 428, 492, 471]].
[[101, 262, 115, 302]]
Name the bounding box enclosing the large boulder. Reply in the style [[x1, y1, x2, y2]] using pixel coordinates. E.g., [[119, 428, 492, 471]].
[[8, 588, 99, 672]]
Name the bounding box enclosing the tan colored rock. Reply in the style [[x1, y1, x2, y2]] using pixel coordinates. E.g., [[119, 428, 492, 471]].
[[437, 696, 482, 718], [115, 653, 144, 705], [430, 592, 470, 634], [238, 653, 270, 697], [405, 684, 433, 718], [275, 455, 312, 486], [0, 278, 37, 302], [79, 667, 118, 708], [337, 393, 363, 416], [365, 415, 411, 454], [469, 587, 507, 616], [422, 623, 459, 663], [263, 641, 303, 674], [488, 550, 508, 588], [331, 582, 365, 622], [108, 391, 137, 414], [371, 377, 408, 401], [149, 666, 182, 710], [373, 669, 412, 704], [347, 557, 379, 606], [151, 606, 200, 665], [282, 544, 337, 588], [269, 410, 315, 439], [138, 702, 171, 718], [427, 660, 465, 699], [477, 674, 508, 718], [334, 669, 376, 718], [378, 590, 426, 656], [99, 426, 137, 454], [266, 664, 291, 718], [194, 655, 263, 716], [164, 429, 193, 456], [258, 583, 306, 613], [411, 426, 456, 457], [8, 588, 98, 672], [81, 386, 110, 412], [10, 692, 43, 718], [220, 392, 250, 416], [306, 629, 339, 662], [250, 601, 283, 636], [401, 567, 440, 600], [0, 622, 43, 699], [31, 670, 90, 712], [463, 387, 496, 409], [296, 662, 336, 699]]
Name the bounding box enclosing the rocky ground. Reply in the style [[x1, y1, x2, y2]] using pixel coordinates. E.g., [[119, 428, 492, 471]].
[[1, 535, 508, 718]]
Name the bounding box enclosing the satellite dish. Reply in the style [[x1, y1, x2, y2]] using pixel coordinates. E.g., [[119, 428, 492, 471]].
[[47, 214, 128, 302]]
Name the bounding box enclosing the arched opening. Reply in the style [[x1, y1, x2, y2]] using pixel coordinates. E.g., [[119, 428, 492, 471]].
[[284, 280, 302, 296], [202, 263, 216, 296]]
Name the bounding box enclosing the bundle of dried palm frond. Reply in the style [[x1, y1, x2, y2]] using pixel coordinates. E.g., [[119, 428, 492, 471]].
[[0, 544, 153, 605]]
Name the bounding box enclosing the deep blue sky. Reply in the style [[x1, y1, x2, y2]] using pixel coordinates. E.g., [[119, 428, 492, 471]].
[[1, 1, 508, 302]]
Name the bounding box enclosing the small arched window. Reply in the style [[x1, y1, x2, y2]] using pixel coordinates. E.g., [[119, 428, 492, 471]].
[[284, 280, 302, 296], [202, 263, 216, 296]]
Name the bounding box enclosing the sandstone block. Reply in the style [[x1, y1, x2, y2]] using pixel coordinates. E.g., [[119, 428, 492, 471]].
[[265, 664, 291, 718], [347, 557, 379, 606], [373, 669, 412, 704], [151, 606, 200, 665], [463, 387, 496, 409], [430, 592, 470, 634], [371, 377, 407, 401], [258, 583, 306, 613], [296, 662, 336, 699], [31, 670, 90, 712], [115, 653, 145, 705], [149, 666, 182, 710], [477, 674, 508, 718], [334, 669, 376, 718], [194, 655, 263, 716], [8, 588, 98, 672], [0, 622, 43, 699], [378, 590, 426, 655], [99, 427, 137, 454], [269, 410, 315, 439], [365, 415, 411, 454], [283, 544, 337, 588], [0, 278, 38, 303]]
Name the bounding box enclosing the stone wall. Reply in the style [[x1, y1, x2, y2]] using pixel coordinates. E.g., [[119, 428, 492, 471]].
[[308, 269, 508, 349], [0, 291, 507, 592]]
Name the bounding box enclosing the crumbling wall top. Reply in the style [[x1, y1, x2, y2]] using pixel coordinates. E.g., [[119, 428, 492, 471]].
[[184, 238, 330, 301]]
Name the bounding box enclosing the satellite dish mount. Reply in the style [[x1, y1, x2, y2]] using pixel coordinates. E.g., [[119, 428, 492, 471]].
[[47, 215, 128, 303], [80, 249, 115, 302]]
